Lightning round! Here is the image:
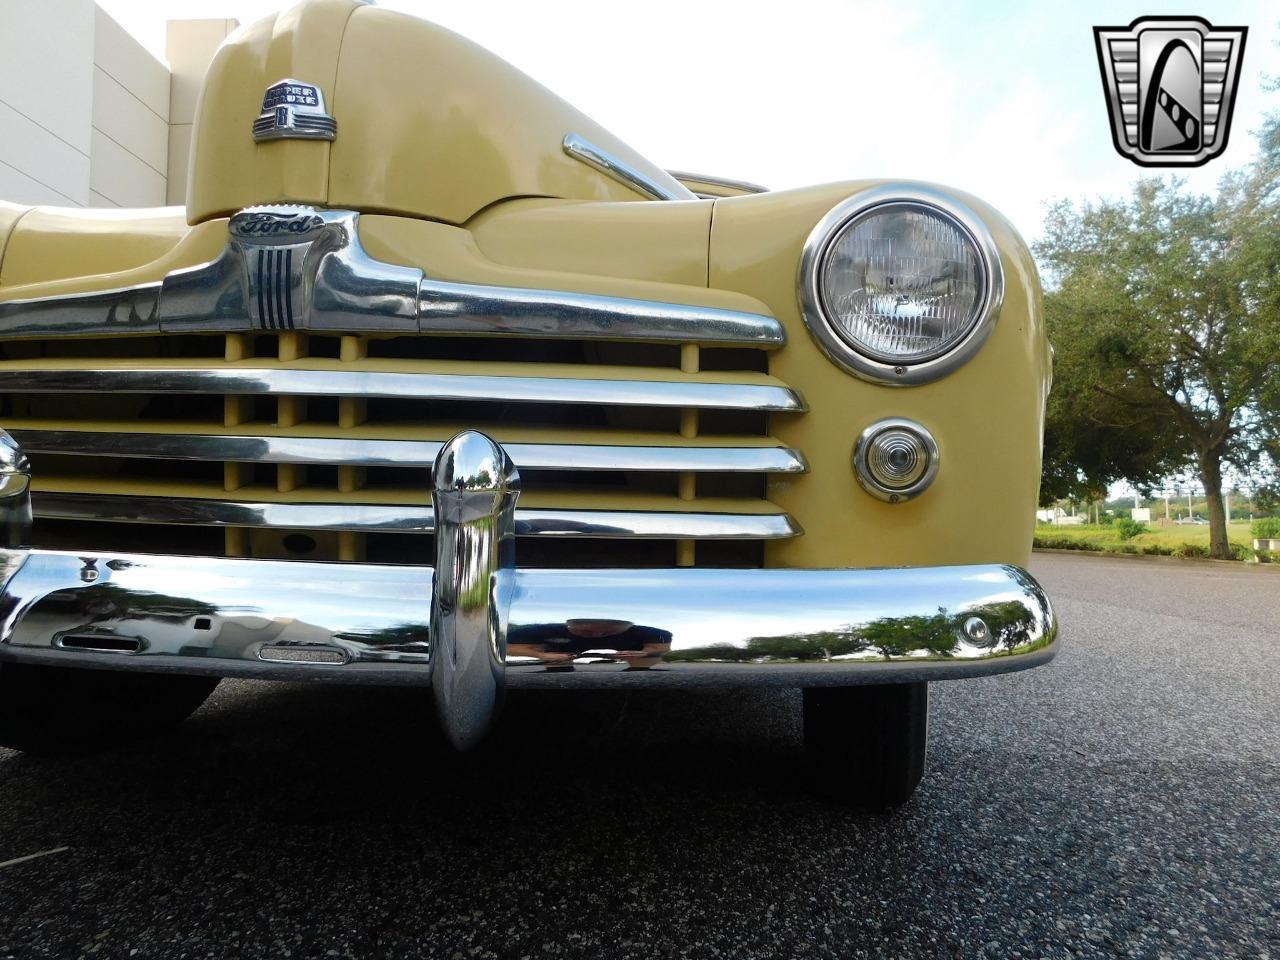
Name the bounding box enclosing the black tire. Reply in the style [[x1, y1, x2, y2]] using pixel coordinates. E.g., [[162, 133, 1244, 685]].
[[803, 682, 928, 809], [0, 662, 219, 756]]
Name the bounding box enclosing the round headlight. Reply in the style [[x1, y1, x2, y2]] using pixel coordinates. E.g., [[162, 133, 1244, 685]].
[[799, 186, 1003, 385]]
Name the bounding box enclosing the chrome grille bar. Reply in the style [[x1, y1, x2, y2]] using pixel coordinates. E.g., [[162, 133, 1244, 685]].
[[31, 492, 801, 540], [10, 429, 807, 474], [0, 283, 161, 338], [417, 279, 780, 345], [0, 367, 804, 412]]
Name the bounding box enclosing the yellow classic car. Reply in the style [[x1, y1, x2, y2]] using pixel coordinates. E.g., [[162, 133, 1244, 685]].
[[0, 0, 1055, 807]]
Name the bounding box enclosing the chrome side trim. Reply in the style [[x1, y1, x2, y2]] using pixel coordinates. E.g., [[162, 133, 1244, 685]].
[[429, 431, 518, 749], [9, 430, 807, 474], [0, 547, 1058, 687], [30, 492, 802, 540], [798, 184, 1005, 386], [562, 133, 695, 202], [0, 205, 782, 345], [0, 367, 804, 413], [0, 430, 31, 549], [667, 171, 769, 196]]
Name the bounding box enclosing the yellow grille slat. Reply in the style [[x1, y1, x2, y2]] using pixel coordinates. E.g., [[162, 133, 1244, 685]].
[[276, 331, 308, 494], [223, 332, 247, 555], [338, 334, 367, 562], [677, 342, 699, 568]]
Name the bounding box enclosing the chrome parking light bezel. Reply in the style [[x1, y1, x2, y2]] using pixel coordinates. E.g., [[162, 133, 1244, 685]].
[[852, 418, 940, 502], [798, 184, 1005, 386]]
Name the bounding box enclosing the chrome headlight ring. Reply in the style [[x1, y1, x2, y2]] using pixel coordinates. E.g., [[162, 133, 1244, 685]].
[[798, 185, 1004, 386]]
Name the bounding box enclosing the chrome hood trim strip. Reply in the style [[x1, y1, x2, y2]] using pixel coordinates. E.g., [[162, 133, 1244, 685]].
[[667, 170, 769, 196], [563, 134, 695, 202]]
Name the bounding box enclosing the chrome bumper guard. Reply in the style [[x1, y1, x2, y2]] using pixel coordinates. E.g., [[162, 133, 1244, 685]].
[[0, 429, 1057, 749]]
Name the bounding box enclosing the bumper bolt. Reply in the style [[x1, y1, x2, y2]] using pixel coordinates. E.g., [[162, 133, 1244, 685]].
[[962, 616, 991, 646]]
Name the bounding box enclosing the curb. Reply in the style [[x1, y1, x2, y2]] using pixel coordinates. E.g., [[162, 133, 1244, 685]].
[[1032, 546, 1280, 570]]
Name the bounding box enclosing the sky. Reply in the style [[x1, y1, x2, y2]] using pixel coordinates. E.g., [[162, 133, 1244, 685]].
[[97, 0, 1280, 243]]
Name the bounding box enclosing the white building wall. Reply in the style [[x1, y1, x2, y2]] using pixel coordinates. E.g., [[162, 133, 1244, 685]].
[[0, 5, 234, 211], [89, 6, 171, 207], [0, 0, 95, 206]]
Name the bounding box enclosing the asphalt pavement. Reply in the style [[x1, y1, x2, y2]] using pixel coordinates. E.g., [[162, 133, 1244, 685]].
[[1, 553, 1277, 959]]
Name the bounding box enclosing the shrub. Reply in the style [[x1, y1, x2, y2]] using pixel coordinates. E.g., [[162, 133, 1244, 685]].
[[1115, 517, 1147, 541], [1034, 535, 1085, 551], [1251, 517, 1280, 540], [1140, 543, 1173, 556], [1104, 544, 1138, 555], [1230, 543, 1255, 562], [1174, 542, 1209, 559], [1033, 534, 1115, 552]]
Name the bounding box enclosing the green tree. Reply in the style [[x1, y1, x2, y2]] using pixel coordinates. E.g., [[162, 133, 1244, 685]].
[[1252, 89, 1280, 508], [856, 609, 957, 658], [1039, 348, 1182, 506], [1036, 163, 1280, 558]]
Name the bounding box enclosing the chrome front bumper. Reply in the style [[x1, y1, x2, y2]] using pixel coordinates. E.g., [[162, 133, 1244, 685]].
[[0, 430, 1057, 748]]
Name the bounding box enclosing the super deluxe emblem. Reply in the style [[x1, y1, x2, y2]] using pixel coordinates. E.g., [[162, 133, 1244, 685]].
[[252, 78, 337, 143]]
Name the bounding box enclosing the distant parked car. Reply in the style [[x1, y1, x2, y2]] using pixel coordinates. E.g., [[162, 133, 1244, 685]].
[[1175, 517, 1209, 525]]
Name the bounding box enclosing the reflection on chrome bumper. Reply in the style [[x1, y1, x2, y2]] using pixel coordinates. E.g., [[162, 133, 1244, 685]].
[[0, 426, 1057, 750], [0, 548, 1057, 687]]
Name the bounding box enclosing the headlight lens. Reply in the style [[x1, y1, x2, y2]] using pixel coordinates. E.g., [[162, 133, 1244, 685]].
[[799, 187, 1003, 385], [821, 204, 983, 363]]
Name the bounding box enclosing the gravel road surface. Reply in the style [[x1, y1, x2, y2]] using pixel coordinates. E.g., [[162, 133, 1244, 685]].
[[1, 554, 1277, 959]]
